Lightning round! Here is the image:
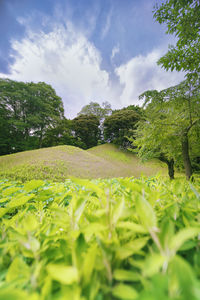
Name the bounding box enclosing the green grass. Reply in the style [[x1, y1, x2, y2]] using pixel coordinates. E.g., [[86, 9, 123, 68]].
[[0, 144, 167, 181]]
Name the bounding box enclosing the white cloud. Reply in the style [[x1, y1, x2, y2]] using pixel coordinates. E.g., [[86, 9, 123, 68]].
[[115, 48, 185, 107], [0, 21, 185, 117], [1, 23, 111, 118], [111, 45, 120, 61], [101, 9, 112, 39]]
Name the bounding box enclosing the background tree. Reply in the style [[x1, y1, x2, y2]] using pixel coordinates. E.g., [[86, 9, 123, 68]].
[[0, 78, 64, 154], [103, 106, 141, 148], [78, 101, 112, 142], [72, 114, 100, 149], [77, 101, 112, 121], [153, 0, 200, 79], [131, 104, 179, 179], [0, 98, 13, 155], [134, 80, 200, 180]]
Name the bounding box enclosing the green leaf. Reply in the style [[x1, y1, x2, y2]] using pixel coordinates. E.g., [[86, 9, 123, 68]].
[[142, 253, 166, 277], [24, 180, 45, 192], [112, 283, 138, 299], [135, 193, 157, 230], [46, 264, 79, 285], [83, 223, 107, 236], [169, 227, 200, 252], [74, 197, 86, 223], [7, 194, 35, 208], [113, 269, 140, 282], [6, 257, 30, 283], [116, 237, 149, 259], [168, 255, 196, 300], [111, 197, 124, 224], [0, 289, 28, 300], [116, 221, 147, 233], [0, 207, 8, 218], [2, 187, 21, 196], [21, 214, 38, 231], [82, 245, 97, 285]]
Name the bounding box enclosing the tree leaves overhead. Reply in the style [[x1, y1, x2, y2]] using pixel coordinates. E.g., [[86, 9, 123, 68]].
[[153, 0, 200, 78], [133, 79, 200, 179]]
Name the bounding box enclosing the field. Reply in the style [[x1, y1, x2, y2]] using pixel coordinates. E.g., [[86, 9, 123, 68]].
[[0, 144, 167, 181], [0, 176, 200, 299]]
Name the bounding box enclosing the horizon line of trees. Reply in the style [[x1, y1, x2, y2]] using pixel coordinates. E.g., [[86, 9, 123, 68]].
[[0, 78, 142, 152]]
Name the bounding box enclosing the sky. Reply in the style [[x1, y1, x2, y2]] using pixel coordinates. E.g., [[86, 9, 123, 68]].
[[0, 0, 185, 118]]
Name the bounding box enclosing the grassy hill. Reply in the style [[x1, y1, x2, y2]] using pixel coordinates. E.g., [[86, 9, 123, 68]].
[[0, 144, 167, 181]]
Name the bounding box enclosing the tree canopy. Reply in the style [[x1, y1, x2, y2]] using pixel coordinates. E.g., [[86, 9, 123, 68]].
[[103, 107, 141, 148], [77, 101, 112, 121], [0, 78, 64, 154], [72, 114, 100, 149], [153, 0, 200, 78], [133, 79, 200, 179]]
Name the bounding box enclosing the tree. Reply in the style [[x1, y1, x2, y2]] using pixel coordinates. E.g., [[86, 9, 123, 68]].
[[134, 80, 200, 180], [0, 78, 64, 154], [78, 101, 112, 142], [153, 0, 200, 78], [77, 101, 112, 121], [103, 108, 141, 148], [131, 111, 178, 180], [72, 114, 100, 149], [0, 100, 13, 155], [27, 81, 64, 148]]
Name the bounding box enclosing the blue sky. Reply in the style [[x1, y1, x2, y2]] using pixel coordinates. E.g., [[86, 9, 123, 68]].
[[0, 0, 185, 118]]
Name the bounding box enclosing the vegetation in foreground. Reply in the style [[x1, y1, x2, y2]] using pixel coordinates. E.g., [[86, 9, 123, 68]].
[[0, 144, 167, 182], [0, 176, 200, 299]]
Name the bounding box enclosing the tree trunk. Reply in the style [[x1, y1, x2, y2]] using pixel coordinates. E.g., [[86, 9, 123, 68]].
[[167, 159, 175, 180], [39, 127, 44, 148], [159, 154, 175, 180], [181, 132, 193, 180]]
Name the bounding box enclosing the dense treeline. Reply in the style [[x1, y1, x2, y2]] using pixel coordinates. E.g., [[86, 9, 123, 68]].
[[0, 80, 141, 153]]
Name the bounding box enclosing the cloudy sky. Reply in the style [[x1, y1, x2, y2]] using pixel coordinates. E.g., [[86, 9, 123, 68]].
[[0, 0, 185, 118]]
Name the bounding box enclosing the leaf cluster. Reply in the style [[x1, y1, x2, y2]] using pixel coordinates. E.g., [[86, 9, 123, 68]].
[[153, 0, 200, 76]]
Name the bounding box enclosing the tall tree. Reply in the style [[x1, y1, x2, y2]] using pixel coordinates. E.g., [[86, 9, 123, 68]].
[[77, 101, 112, 121], [153, 0, 200, 79], [103, 107, 141, 148], [72, 114, 100, 149], [134, 80, 200, 180], [0, 78, 64, 154]]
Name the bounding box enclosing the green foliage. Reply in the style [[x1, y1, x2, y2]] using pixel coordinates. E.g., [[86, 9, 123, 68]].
[[0, 78, 64, 155], [133, 80, 200, 179], [72, 114, 100, 149], [153, 0, 200, 78], [103, 108, 141, 148], [77, 101, 112, 121], [0, 176, 200, 299]]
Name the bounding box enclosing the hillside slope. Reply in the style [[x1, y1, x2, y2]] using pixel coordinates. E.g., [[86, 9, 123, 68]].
[[0, 144, 167, 181]]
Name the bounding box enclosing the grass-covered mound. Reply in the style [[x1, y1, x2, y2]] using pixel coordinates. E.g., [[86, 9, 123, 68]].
[[0, 176, 200, 299], [0, 144, 167, 181]]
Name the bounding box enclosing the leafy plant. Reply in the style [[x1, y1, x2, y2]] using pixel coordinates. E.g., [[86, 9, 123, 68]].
[[0, 176, 199, 299]]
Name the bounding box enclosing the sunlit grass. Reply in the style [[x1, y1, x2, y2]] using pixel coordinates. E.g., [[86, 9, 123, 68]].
[[0, 144, 167, 181]]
